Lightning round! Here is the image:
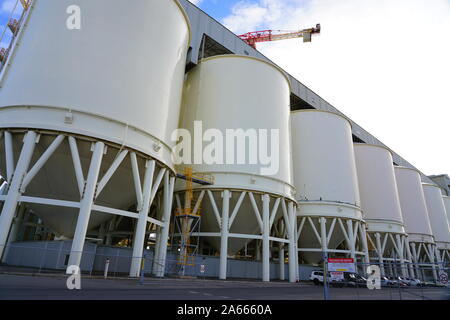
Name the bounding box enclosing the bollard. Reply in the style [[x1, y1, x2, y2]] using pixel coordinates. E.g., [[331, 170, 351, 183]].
[[104, 258, 110, 279]]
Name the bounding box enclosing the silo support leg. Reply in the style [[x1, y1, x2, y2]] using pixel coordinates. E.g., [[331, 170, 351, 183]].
[[434, 247, 443, 275], [152, 226, 161, 275], [405, 239, 415, 278], [155, 173, 175, 278], [0, 131, 37, 261], [359, 224, 370, 264], [375, 233, 385, 277], [346, 220, 356, 272], [262, 194, 270, 282], [67, 141, 105, 272], [278, 219, 285, 281], [129, 160, 156, 277], [410, 243, 422, 280], [219, 190, 230, 280], [278, 243, 285, 280], [395, 234, 407, 277], [425, 244, 438, 282], [286, 201, 297, 283]]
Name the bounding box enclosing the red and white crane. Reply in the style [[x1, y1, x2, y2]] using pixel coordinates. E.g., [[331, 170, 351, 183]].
[[238, 24, 321, 49]]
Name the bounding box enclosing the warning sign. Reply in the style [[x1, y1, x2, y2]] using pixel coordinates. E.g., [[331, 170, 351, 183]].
[[439, 272, 448, 285], [330, 271, 344, 281], [328, 258, 355, 273]]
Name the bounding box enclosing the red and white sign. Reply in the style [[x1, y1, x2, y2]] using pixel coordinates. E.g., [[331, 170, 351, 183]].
[[328, 258, 354, 263], [330, 271, 344, 281], [328, 258, 355, 273]]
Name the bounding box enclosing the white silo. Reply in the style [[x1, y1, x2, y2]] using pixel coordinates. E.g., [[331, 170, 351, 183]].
[[422, 184, 450, 271], [394, 167, 438, 281], [0, 0, 190, 277], [177, 55, 297, 282], [353, 144, 410, 277], [291, 110, 369, 266]]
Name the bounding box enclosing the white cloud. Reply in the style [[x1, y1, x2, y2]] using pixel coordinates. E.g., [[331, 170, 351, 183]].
[[1, 0, 16, 13], [189, 0, 204, 6], [222, 0, 450, 176]]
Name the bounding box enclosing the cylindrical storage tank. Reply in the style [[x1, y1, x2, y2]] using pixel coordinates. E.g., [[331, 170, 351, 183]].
[[444, 196, 450, 226], [291, 110, 363, 264], [394, 167, 434, 244], [178, 55, 295, 255], [422, 184, 450, 251], [353, 144, 405, 233], [0, 0, 190, 237]]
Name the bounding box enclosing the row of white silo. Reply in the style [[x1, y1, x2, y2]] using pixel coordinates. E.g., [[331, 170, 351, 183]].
[[0, 0, 448, 283], [0, 0, 191, 277]]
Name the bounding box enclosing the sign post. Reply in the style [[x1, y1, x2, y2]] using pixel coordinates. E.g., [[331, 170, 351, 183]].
[[323, 252, 330, 300]]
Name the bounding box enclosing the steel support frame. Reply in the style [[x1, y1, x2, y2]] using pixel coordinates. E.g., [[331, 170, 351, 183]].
[[366, 232, 409, 277], [296, 216, 369, 267], [0, 130, 174, 277], [409, 241, 439, 282], [173, 188, 297, 282]]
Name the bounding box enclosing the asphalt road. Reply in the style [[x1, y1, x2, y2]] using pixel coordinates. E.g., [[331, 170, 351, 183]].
[[0, 274, 449, 300]]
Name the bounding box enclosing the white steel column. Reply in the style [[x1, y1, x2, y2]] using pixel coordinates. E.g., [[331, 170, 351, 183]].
[[435, 247, 444, 275], [375, 233, 386, 277], [219, 190, 230, 280], [288, 201, 296, 283], [67, 141, 105, 271], [405, 238, 415, 279], [279, 243, 285, 280], [396, 234, 407, 277], [129, 160, 155, 277], [320, 217, 327, 254], [346, 220, 357, 273], [278, 219, 285, 281], [262, 194, 270, 282], [360, 225, 370, 266], [4, 131, 15, 182], [410, 243, 421, 280], [153, 226, 162, 275], [427, 243, 438, 282], [155, 172, 175, 277], [0, 131, 37, 260]]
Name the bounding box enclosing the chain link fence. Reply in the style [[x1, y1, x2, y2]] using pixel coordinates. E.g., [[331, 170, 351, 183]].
[[319, 261, 450, 300], [2, 242, 450, 300]]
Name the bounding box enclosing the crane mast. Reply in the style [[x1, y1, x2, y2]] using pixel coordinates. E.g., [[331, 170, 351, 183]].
[[239, 24, 321, 49]]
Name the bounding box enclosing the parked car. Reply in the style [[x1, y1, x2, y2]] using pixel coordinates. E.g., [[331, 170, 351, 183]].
[[405, 278, 422, 287], [310, 270, 324, 285], [387, 276, 408, 287], [380, 276, 396, 287], [342, 272, 367, 287], [309, 270, 345, 286]]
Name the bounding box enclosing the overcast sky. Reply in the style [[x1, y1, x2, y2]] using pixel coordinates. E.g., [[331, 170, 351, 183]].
[[192, 0, 450, 176]]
